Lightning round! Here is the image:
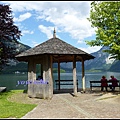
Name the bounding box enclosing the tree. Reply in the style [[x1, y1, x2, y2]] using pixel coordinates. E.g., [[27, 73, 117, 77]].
[[86, 1, 120, 60], [0, 4, 21, 71]]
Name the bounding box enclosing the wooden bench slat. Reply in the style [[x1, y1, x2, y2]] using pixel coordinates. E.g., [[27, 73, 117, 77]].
[[55, 80, 78, 90], [56, 83, 78, 85], [90, 80, 120, 91]]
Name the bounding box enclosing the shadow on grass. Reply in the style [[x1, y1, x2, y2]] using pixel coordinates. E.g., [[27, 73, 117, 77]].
[[23, 89, 28, 93], [0, 89, 28, 98]]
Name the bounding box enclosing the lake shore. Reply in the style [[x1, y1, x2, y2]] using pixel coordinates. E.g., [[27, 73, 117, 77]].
[[0, 71, 120, 91]]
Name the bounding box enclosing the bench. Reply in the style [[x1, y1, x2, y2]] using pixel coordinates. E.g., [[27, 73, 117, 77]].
[[55, 80, 78, 90], [90, 80, 120, 91]]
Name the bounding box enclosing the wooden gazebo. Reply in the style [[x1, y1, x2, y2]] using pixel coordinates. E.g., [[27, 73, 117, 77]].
[[16, 29, 95, 99]]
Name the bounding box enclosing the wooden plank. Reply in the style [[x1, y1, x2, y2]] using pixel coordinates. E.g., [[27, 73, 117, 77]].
[[56, 84, 77, 85], [55, 80, 78, 90], [90, 80, 120, 83], [55, 80, 78, 82], [90, 80, 120, 91]]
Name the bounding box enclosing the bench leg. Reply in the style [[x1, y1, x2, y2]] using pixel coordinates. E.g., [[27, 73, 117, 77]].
[[90, 86, 92, 91]]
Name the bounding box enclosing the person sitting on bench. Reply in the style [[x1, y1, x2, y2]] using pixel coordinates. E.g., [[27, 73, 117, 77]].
[[109, 75, 118, 91], [101, 76, 108, 91]]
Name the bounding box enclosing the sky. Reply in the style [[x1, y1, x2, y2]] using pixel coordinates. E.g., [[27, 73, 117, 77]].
[[0, 1, 102, 54]]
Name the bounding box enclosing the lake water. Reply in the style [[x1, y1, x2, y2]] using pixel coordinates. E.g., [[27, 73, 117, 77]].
[[0, 71, 120, 91]]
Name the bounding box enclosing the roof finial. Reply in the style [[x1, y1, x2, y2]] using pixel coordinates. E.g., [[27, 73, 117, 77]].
[[53, 27, 56, 38]]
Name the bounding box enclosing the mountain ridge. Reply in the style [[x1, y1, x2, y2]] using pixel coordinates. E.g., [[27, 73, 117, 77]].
[[1, 42, 120, 73]]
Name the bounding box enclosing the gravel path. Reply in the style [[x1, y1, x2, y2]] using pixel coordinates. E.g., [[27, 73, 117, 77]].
[[18, 90, 120, 119]]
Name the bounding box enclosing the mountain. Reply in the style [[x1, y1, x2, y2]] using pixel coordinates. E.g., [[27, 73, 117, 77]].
[[7, 42, 30, 64], [109, 60, 120, 72], [1, 41, 31, 74], [1, 42, 120, 73], [58, 46, 120, 72], [83, 46, 116, 71]]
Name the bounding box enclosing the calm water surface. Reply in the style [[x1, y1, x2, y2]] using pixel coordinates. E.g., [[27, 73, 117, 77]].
[[0, 71, 120, 91]]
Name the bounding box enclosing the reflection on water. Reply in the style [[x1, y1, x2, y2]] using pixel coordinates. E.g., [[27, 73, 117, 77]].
[[0, 71, 120, 91], [0, 74, 28, 91]]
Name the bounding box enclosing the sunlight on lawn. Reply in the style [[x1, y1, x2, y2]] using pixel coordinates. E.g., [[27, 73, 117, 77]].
[[0, 90, 37, 118]]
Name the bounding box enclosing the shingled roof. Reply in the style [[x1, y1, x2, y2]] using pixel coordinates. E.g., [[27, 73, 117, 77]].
[[16, 29, 95, 62]]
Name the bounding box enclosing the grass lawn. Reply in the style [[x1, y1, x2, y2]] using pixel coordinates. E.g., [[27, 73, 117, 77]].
[[0, 90, 37, 118]]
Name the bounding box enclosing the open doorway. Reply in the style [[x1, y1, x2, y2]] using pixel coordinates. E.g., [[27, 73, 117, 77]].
[[36, 64, 43, 80]]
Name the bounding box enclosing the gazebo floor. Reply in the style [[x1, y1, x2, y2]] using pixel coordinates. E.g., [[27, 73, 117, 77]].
[[53, 88, 90, 94]]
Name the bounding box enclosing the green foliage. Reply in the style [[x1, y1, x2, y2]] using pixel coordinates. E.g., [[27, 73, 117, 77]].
[[53, 68, 66, 73], [0, 48, 2, 63], [85, 69, 102, 72], [86, 1, 120, 60], [0, 4, 21, 71], [0, 4, 21, 40], [0, 48, 2, 53], [1, 62, 28, 74], [0, 90, 36, 118]]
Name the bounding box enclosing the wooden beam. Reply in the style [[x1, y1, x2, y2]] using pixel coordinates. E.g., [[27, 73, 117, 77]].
[[73, 55, 77, 96], [53, 55, 74, 63]]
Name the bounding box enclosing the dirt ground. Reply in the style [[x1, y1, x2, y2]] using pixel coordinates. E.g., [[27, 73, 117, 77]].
[[8, 88, 120, 119]]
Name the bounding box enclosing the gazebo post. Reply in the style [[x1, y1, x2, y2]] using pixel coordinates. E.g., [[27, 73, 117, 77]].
[[58, 60, 60, 90], [73, 55, 77, 96], [82, 59, 85, 92], [41, 55, 53, 99], [28, 59, 36, 97], [48, 55, 53, 99]]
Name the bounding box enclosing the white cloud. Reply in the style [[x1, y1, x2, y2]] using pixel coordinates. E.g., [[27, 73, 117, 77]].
[[80, 46, 102, 54], [21, 30, 34, 36], [38, 25, 53, 39], [38, 25, 59, 39], [35, 1, 95, 42], [31, 41, 39, 47], [13, 12, 32, 22], [1, 1, 96, 46], [1, 1, 51, 12]]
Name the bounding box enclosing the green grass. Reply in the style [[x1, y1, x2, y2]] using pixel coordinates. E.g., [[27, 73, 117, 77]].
[[0, 90, 37, 118]]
